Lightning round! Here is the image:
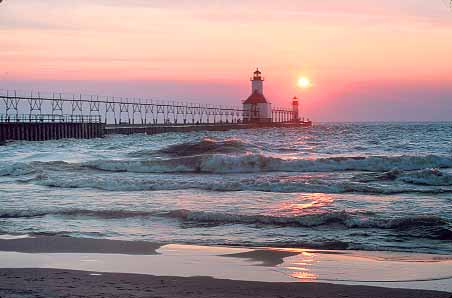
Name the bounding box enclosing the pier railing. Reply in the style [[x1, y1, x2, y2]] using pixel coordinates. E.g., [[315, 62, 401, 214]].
[[0, 89, 296, 125], [272, 108, 296, 123], [0, 114, 101, 123]]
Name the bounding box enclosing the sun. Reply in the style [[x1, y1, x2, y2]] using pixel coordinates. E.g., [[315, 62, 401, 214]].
[[297, 77, 311, 89]]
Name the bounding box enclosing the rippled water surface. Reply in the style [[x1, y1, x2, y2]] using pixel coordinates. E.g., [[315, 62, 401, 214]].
[[0, 122, 451, 254]]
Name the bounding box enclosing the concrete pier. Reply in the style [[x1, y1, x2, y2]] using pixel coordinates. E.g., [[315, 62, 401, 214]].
[[0, 121, 311, 143], [105, 122, 312, 136]]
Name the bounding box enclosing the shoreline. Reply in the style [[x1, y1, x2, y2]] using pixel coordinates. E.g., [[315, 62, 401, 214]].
[[0, 235, 451, 297]]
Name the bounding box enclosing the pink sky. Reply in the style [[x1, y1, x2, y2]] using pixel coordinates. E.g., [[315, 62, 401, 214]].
[[1, 0, 452, 121]]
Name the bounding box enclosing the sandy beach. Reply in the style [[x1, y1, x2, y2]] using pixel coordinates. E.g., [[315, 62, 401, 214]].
[[0, 236, 451, 298]]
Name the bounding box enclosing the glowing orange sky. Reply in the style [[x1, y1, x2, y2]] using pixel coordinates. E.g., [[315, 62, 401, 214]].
[[1, 0, 452, 121]]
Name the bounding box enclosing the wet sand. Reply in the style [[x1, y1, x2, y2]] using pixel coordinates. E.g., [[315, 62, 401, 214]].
[[0, 236, 162, 255], [0, 268, 450, 298], [221, 249, 300, 266]]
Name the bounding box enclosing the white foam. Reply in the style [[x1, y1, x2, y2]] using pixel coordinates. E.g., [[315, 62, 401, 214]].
[[0, 234, 32, 240]]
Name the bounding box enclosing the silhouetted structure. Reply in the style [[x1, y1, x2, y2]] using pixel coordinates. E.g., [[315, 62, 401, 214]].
[[0, 84, 310, 142]]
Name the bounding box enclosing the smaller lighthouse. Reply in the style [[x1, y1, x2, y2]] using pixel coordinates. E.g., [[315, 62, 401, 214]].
[[292, 96, 299, 122], [243, 68, 272, 123]]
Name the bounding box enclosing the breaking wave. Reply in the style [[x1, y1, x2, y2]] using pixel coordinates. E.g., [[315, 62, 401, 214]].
[[129, 138, 257, 158], [354, 168, 452, 186], [0, 161, 84, 177], [400, 169, 452, 186], [1, 208, 449, 238], [2, 154, 452, 177], [168, 210, 450, 233], [33, 174, 452, 194], [84, 154, 452, 174]]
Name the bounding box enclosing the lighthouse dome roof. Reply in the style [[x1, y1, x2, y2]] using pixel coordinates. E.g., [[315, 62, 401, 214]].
[[243, 90, 268, 104]]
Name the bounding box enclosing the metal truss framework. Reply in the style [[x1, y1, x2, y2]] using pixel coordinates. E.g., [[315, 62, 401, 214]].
[[0, 90, 295, 125]]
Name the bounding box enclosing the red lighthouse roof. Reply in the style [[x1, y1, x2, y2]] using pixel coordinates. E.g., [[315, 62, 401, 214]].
[[243, 90, 268, 104]]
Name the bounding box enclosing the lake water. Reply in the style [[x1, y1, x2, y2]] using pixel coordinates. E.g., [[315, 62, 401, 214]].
[[0, 122, 451, 254]]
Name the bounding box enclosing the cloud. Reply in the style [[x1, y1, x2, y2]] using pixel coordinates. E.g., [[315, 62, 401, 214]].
[[1, 0, 450, 34]]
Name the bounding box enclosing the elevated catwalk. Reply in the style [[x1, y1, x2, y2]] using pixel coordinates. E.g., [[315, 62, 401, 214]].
[[0, 90, 311, 143]]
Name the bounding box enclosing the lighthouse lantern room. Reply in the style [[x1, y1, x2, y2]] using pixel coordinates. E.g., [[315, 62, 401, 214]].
[[243, 68, 272, 123]]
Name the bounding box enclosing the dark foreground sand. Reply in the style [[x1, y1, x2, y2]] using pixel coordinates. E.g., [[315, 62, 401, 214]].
[[0, 268, 450, 298]]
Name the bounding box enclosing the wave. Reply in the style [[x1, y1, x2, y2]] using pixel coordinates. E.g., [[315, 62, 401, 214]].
[[34, 175, 190, 191], [0, 163, 36, 177], [0, 210, 48, 218], [354, 168, 452, 186], [32, 173, 452, 194], [130, 137, 256, 158], [168, 210, 449, 230], [400, 169, 452, 186], [2, 208, 449, 235], [2, 154, 452, 177], [83, 154, 452, 174], [0, 209, 159, 219], [0, 161, 85, 177]]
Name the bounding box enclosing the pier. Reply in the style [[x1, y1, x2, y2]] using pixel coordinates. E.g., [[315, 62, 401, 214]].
[[0, 89, 311, 143]]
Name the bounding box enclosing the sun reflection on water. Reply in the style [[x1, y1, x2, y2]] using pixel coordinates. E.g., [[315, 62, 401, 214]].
[[291, 272, 319, 280], [269, 248, 320, 281], [288, 251, 318, 281], [276, 193, 334, 216]]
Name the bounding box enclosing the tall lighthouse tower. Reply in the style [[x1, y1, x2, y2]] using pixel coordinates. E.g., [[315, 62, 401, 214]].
[[251, 69, 264, 94], [243, 68, 272, 123]]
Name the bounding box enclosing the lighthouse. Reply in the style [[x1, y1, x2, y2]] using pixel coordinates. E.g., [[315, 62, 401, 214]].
[[243, 68, 272, 123], [251, 68, 264, 94], [292, 96, 299, 122]]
